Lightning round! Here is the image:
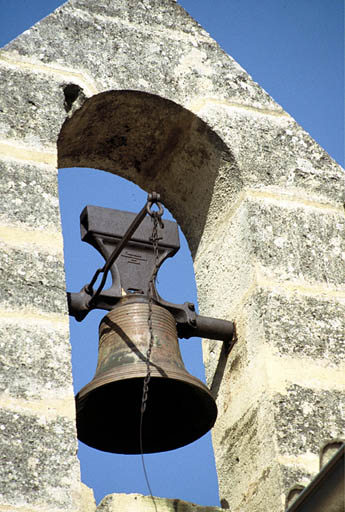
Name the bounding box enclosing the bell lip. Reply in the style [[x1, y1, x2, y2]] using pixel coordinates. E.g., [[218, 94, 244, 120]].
[[75, 372, 218, 454], [76, 363, 213, 402]]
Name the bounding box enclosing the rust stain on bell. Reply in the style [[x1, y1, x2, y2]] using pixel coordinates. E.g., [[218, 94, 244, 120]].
[[76, 300, 217, 454]]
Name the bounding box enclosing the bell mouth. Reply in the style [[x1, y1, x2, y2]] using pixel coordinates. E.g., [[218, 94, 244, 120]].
[[75, 370, 217, 454]]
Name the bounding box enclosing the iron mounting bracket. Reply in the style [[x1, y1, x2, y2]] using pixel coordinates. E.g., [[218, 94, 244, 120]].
[[67, 202, 234, 345]]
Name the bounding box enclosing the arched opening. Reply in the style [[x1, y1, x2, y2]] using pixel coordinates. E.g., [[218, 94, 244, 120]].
[[58, 89, 241, 257], [57, 90, 240, 506], [58, 168, 219, 504]]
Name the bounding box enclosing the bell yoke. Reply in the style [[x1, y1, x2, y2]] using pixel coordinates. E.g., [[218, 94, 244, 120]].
[[67, 193, 234, 454]]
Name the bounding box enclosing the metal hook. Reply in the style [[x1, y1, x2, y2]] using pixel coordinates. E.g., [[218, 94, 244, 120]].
[[147, 192, 164, 228]]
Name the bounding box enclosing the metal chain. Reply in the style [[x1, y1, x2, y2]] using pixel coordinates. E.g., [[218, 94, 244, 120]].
[[141, 211, 163, 416], [139, 203, 164, 512]]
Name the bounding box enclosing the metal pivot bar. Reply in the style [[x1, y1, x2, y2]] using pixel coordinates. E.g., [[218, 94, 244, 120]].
[[67, 193, 234, 346]]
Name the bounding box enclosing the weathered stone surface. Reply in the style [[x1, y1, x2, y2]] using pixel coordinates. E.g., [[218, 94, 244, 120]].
[[250, 289, 345, 364], [58, 89, 241, 256], [70, 0, 201, 33], [1, 2, 344, 512], [0, 243, 67, 314], [281, 467, 313, 508], [213, 385, 344, 511], [274, 385, 345, 456], [197, 104, 345, 206], [81, 483, 97, 512], [223, 466, 284, 512], [97, 493, 222, 512], [247, 200, 345, 286], [195, 203, 255, 323], [0, 409, 79, 508], [206, 277, 345, 512], [0, 64, 69, 147], [214, 405, 283, 512], [0, 159, 60, 229], [4, 2, 281, 111], [196, 197, 345, 346], [217, 406, 261, 475], [0, 321, 72, 399]]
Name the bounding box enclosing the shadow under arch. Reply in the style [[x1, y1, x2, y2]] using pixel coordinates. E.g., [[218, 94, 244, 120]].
[[58, 90, 241, 257]]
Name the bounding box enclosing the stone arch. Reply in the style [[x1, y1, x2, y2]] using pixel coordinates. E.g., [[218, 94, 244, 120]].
[[57, 90, 241, 257], [57, 89, 242, 504]]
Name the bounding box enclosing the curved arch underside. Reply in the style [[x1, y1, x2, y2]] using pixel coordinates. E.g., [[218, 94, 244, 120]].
[[58, 90, 240, 255]]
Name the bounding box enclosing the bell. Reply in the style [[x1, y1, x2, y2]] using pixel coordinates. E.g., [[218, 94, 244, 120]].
[[76, 299, 217, 454]]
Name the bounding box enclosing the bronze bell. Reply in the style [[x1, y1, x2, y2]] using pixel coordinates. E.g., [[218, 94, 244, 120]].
[[76, 299, 217, 454]]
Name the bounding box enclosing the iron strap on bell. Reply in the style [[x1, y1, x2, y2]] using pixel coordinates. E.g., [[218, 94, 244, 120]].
[[68, 193, 234, 454]]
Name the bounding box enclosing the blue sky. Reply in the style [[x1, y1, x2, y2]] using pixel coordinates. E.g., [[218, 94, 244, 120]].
[[0, 0, 344, 507]]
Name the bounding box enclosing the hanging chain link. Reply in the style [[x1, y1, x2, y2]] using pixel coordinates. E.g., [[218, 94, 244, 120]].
[[141, 208, 164, 416], [139, 199, 164, 511]]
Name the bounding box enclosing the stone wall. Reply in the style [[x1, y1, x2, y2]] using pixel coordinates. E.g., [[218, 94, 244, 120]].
[[98, 494, 222, 512], [0, 1, 344, 511], [0, 48, 84, 512], [194, 99, 345, 511]]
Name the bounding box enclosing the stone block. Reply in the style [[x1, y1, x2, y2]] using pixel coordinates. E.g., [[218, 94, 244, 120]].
[[4, 4, 280, 111], [0, 64, 68, 147], [274, 385, 345, 456], [214, 405, 283, 512], [198, 105, 345, 206], [195, 203, 255, 320], [0, 409, 79, 509], [0, 321, 72, 400], [0, 66, 66, 147], [213, 385, 343, 511], [0, 243, 67, 314], [97, 493, 222, 512], [250, 289, 345, 364], [196, 199, 345, 337], [247, 200, 345, 286], [219, 465, 285, 512], [70, 0, 201, 34], [0, 159, 60, 230], [81, 483, 96, 512]]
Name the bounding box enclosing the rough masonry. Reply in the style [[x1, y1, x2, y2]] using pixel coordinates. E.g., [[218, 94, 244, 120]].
[[0, 1, 344, 511]]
